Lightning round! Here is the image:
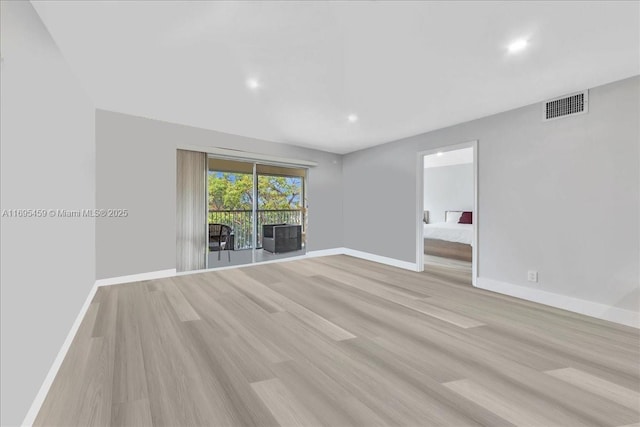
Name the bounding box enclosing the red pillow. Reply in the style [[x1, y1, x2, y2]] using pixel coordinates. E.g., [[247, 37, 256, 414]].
[[459, 211, 472, 224]]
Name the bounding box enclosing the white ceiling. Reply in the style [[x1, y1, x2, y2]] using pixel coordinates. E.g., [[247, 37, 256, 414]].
[[425, 147, 473, 169], [32, 1, 639, 154]]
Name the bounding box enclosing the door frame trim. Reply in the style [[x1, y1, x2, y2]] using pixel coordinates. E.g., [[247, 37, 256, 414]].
[[416, 140, 478, 286]]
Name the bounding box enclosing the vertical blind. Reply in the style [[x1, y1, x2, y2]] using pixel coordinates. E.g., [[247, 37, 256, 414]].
[[176, 149, 207, 272]]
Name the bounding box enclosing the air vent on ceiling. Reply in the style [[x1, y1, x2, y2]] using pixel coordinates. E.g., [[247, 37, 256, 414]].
[[543, 90, 588, 121]]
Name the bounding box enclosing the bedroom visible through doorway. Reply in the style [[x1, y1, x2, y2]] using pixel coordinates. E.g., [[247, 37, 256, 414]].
[[419, 143, 477, 284]]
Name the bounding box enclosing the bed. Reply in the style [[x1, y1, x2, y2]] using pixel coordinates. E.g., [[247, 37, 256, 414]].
[[423, 211, 473, 262]]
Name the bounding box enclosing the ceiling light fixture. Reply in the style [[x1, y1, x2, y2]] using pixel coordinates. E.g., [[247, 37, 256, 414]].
[[507, 38, 528, 53], [347, 114, 358, 123], [437, 152, 444, 156], [246, 78, 260, 90]]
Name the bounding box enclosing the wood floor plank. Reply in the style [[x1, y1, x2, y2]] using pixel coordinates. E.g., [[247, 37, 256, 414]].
[[153, 276, 201, 321], [272, 312, 482, 426], [35, 255, 640, 426], [271, 360, 390, 427], [546, 368, 640, 411], [428, 294, 639, 361], [182, 281, 293, 364], [243, 263, 293, 284], [311, 261, 428, 302], [401, 298, 485, 328], [111, 399, 152, 427], [223, 269, 356, 341], [276, 294, 356, 341], [443, 378, 561, 426], [217, 293, 294, 363], [111, 287, 148, 405], [91, 285, 118, 338], [75, 288, 118, 427], [306, 271, 483, 330], [312, 256, 432, 298], [338, 336, 514, 427], [172, 275, 236, 338], [221, 268, 285, 313], [73, 337, 114, 427], [463, 325, 568, 372], [180, 318, 280, 426], [276, 259, 325, 277], [251, 378, 322, 427], [138, 289, 237, 426]]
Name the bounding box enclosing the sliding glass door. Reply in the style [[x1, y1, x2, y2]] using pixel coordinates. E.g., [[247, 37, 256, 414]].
[[256, 164, 305, 250], [207, 157, 306, 268]]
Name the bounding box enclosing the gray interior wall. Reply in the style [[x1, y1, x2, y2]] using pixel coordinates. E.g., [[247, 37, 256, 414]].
[[424, 163, 474, 223], [0, 2, 96, 425], [344, 76, 639, 312], [96, 110, 343, 279]]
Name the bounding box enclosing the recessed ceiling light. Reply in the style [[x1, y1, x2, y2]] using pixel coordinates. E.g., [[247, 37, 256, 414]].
[[347, 114, 358, 123], [437, 152, 444, 156], [507, 38, 528, 53], [246, 78, 260, 90]]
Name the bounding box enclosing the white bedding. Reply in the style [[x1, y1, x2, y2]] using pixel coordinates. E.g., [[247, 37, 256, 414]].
[[423, 222, 473, 245]]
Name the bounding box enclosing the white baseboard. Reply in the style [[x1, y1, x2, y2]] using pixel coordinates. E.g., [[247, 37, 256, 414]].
[[22, 282, 99, 427], [94, 248, 415, 285], [343, 248, 420, 272], [476, 277, 639, 329], [306, 247, 347, 257], [174, 248, 347, 276], [183, 255, 302, 274], [95, 268, 177, 287], [172, 247, 418, 277]]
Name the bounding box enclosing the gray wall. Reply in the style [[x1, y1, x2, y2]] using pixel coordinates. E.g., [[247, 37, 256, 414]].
[[424, 163, 474, 223], [0, 2, 96, 425], [96, 110, 343, 279], [344, 76, 639, 312]]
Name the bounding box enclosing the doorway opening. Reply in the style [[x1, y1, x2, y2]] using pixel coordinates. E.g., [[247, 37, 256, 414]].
[[417, 141, 478, 285]]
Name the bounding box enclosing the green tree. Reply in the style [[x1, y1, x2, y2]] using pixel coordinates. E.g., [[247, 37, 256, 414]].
[[257, 176, 301, 210], [208, 172, 301, 211]]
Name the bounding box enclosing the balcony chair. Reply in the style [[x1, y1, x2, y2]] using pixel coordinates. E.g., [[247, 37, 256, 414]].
[[209, 223, 233, 262], [262, 223, 302, 254]]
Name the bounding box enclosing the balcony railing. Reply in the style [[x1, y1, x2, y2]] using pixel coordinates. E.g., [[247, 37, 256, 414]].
[[208, 209, 303, 250]]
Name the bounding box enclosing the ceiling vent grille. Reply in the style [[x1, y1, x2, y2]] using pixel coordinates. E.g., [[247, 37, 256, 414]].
[[543, 90, 588, 121]]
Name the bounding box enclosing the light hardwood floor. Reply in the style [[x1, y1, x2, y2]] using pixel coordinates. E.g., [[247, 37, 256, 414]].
[[35, 255, 640, 426], [424, 254, 472, 274]]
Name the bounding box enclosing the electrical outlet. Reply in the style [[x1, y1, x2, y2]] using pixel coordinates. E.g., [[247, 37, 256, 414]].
[[527, 270, 538, 282]]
